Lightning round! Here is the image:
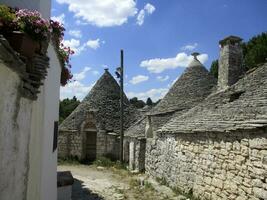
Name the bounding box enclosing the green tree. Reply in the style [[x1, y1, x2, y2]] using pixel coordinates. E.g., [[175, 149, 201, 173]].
[[209, 59, 219, 78], [146, 97, 153, 106], [59, 96, 80, 123], [243, 32, 267, 70], [129, 97, 145, 108]]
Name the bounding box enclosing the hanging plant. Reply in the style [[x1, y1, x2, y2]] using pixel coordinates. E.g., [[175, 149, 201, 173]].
[[58, 43, 74, 86], [50, 20, 65, 47], [0, 4, 74, 85]]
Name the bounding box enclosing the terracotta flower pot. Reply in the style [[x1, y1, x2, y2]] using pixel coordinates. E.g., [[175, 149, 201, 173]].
[[5, 31, 40, 58]]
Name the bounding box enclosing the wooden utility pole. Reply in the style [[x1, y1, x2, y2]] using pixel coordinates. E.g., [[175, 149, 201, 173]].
[[119, 50, 124, 162]]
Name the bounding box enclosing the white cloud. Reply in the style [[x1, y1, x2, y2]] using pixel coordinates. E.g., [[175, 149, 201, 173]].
[[73, 66, 91, 81], [86, 39, 100, 50], [56, 0, 138, 27], [63, 38, 103, 55], [181, 43, 198, 51], [69, 30, 82, 38], [62, 39, 83, 55], [144, 3, 156, 14], [140, 52, 208, 73], [136, 10, 145, 26], [129, 75, 149, 84], [60, 81, 94, 100], [92, 70, 99, 75], [51, 13, 65, 24], [157, 75, 169, 82], [127, 88, 168, 101], [136, 3, 155, 26]]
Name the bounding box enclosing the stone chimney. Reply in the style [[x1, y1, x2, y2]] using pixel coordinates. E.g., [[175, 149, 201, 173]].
[[218, 36, 243, 90]]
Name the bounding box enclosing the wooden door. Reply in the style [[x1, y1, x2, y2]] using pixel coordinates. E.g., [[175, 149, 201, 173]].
[[85, 131, 97, 161]]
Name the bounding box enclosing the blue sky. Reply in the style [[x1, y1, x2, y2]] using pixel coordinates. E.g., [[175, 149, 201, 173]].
[[52, 0, 267, 101]]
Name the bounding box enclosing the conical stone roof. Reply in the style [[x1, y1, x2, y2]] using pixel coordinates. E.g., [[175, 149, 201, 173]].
[[60, 69, 138, 132], [158, 63, 267, 134], [149, 54, 216, 115]]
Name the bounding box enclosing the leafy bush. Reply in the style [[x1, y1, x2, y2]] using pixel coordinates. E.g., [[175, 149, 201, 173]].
[[0, 5, 17, 31], [243, 32, 267, 70]]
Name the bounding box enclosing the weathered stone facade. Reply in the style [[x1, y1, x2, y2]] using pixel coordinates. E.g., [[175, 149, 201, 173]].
[[146, 129, 267, 200], [58, 130, 120, 160], [124, 54, 217, 172], [145, 36, 267, 199]]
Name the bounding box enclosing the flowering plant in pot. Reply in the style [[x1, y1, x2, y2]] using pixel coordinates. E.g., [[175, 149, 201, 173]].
[[12, 9, 51, 57], [16, 9, 50, 41], [1, 7, 51, 58], [58, 43, 74, 86]]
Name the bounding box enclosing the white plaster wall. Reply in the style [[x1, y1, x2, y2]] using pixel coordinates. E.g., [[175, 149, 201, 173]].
[[27, 83, 45, 200], [40, 45, 61, 200], [0, 64, 33, 200], [27, 45, 60, 200]]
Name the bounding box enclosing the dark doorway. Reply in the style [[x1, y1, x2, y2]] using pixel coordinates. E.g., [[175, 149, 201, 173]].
[[85, 131, 97, 161]]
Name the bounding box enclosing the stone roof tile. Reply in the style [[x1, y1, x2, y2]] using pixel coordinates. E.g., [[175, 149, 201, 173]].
[[59, 69, 139, 132], [148, 57, 216, 115], [158, 64, 267, 134]]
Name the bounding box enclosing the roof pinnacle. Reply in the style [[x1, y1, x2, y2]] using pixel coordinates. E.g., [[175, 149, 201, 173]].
[[191, 52, 200, 60]]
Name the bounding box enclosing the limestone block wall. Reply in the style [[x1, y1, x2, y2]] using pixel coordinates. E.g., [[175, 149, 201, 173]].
[[58, 131, 82, 160], [59, 130, 120, 161], [104, 133, 120, 160], [96, 130, 106, 158], [146, 129, 267, 200]]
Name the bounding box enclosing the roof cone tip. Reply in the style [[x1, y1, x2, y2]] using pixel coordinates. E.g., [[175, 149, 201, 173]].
[[104, 68, 109, 72], [191, 52, 200, 60]]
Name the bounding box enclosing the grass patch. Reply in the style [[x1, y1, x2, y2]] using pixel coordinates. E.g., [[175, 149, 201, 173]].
[[58, 157, 80, 165], [93, 157, 127, 170]]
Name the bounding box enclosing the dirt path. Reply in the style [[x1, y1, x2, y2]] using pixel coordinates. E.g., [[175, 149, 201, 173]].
[[58, 164, 188, 200]]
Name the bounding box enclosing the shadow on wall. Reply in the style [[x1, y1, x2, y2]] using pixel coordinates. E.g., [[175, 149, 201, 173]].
[[72, 178, 104, 200]]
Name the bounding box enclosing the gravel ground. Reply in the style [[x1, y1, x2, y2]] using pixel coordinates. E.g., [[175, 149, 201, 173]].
[[58, 164, 188, 200]]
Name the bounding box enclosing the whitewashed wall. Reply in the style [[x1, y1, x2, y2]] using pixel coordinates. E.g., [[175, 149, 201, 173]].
[[41, 45, 60, 200], [27, 46, 60, 200], [0, 1, 60, 200], [0, 62, 33, 200]]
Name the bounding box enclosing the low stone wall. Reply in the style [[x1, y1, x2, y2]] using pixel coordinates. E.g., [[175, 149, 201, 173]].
[[146, 129, 267, 200]]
